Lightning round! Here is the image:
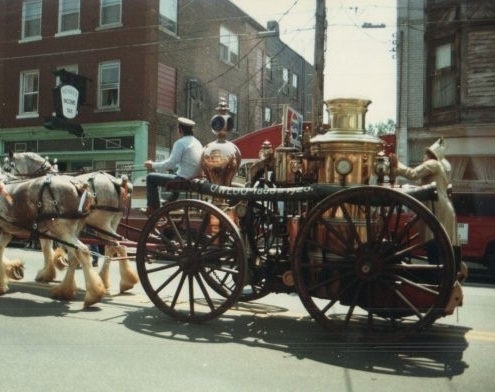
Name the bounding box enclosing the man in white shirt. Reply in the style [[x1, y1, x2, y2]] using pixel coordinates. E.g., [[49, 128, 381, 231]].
[[142, 117, 203, 216]]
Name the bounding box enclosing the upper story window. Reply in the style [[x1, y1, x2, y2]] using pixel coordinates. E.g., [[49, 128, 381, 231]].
[[229, 93, 238, 131], [21, 0, 42, 41], [291, 72, 299, 100], [159, 0, 177, 34], [430, 42, 456, 109], [264, 107, 272, 125], [228, 93, 238, 116], [265, 56, 273, 80], [98, 61, 120, 109], [255, 48, 263, 91], [58, 0, 80, 35], [219, 26, 239, 65], [18, 70, 39, 117], [157, 63, 176, 113], [281, 67, 290, 95], [100, 0, 122, 27]]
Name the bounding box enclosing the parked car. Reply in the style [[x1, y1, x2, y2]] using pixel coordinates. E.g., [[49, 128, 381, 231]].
[[452, 192, 495, 277]]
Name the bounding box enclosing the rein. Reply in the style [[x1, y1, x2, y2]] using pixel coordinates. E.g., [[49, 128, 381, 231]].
[[83, 225, 123, 244]]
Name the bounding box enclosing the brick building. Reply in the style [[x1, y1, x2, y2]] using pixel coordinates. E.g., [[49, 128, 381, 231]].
[[0, 0, 313, 181], [397, 0, 495, 192]]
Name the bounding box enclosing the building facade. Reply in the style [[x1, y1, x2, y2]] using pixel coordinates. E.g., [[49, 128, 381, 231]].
[[397, 0, 495, 192], [0, 0, 313, 183]]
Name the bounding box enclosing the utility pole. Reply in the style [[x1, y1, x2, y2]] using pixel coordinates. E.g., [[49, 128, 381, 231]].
[[312, 0, 326, 136]]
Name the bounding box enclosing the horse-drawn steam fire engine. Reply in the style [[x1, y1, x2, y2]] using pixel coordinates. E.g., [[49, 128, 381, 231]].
[[135, 98, 464, 339]]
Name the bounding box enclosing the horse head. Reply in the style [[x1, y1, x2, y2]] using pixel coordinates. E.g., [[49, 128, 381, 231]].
[[6, 151, 55, 178]]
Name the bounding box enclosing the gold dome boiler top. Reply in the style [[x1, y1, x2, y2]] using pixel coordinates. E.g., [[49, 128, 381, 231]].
[[311, 98, 383, 185]]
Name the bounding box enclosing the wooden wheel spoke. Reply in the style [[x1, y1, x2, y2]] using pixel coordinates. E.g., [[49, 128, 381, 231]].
[[305, 269, 356, 293], [387, 262, 445, 273], [144, 259, 180, 274], [394, 213, 422, 244], [375, 202, 400, 243], [171, 272, 187, 308], [394, 274, 441, 296], [337, 203, 363, 248], [188, 274, 195, 316], [303, 237, 350, 259], [151, 267, 182, 297], [392, 287, 424, 319], [195, 272, 216, 311], [165, 212, 187, 248], [321, 298, 339, 314]]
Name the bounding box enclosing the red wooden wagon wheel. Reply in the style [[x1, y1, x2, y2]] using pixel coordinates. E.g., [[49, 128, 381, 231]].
[[136, 199, 246, 323], [292, 186, 455, 340]]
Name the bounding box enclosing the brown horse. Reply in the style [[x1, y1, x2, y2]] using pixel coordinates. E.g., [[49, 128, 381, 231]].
[[0, 174, 106, 307], [4, 151, 138, 293]]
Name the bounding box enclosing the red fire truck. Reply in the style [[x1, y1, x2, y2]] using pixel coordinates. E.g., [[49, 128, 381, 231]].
[[453, 192, 495, 277]]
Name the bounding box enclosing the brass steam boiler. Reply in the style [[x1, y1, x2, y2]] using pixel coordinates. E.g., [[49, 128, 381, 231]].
[[311, 98, 383, 185]]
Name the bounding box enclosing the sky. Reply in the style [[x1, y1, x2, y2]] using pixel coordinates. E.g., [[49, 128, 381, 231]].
[[230, 0, 397, 125]]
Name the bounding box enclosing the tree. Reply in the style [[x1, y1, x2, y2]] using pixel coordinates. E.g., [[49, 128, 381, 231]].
[[367, 119, 396, 136]]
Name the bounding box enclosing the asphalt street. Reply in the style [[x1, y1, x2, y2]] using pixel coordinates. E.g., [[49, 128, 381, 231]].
[[1, 246, 494, 392]]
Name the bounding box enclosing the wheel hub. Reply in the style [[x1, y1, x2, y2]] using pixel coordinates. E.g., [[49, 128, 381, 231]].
[[355, 239, 397, 280], [360, 263, 372, 274], [179, 248, 201, 274], [355, 241, 391, 280], [356, 255, 381, 280]]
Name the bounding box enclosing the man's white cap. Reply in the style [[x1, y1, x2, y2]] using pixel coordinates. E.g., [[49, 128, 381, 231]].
[[178, 117, 195, 127]]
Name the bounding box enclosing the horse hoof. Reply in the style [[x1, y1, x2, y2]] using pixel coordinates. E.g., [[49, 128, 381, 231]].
[[35, 270, 56, 283], [83, 281, 106, 307], [50, 286, 76, 301], [12, 266, 24, 280], [4, 259, 24, 280], [119, 282, 135, 293], [83, 293, 104, 308]]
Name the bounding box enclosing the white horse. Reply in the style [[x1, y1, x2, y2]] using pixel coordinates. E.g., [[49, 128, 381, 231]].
[[71, 170, 138, 293], [4, 151, 139, 293], [0, 174, 106, 307]]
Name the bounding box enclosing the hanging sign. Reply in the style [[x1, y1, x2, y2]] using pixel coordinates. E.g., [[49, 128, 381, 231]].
[[60, 85, 79, 119], [282, 105, 303, 148]]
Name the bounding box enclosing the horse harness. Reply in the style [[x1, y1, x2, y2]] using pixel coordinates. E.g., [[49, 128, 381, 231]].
[[83, 172, 130, 242], [0, 174, 92, 250], [0, 171, 131, 248]]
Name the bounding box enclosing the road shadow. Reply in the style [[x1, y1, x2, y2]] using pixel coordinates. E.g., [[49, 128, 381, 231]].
[[122, 303, 470, 379], [0, 280, 72, 317], [1, 278, 113, 316]]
